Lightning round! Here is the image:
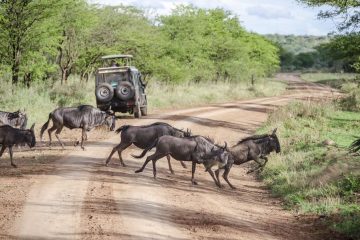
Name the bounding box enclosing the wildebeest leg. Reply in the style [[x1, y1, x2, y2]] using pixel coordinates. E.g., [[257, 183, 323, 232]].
[[47, 125, 57, 146], [80, 127, 86, 150], [136, 152, 167, 174], [8, 146, 16, 168], [0, 145, 6, 157], [191, 161, 198, 185], [223, 165, 236, 189], [105, 142, 131, 167], [54, 126, 64, 149], [208, 169, 221, 188], [180, 161, 187, 169], [247, 158, 263, 174], [215, 169, 221, 186], [166, 155, 175, 174]]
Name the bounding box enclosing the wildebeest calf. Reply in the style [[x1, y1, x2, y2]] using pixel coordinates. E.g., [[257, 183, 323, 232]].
[[105, 122, 190, 173], [0, 124, 35, 167], [40, 105, 115, 150], [0, 109, 27, 129]]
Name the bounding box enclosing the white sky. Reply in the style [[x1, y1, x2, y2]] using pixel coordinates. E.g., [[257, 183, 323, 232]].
[[90, 0, 335, 35]]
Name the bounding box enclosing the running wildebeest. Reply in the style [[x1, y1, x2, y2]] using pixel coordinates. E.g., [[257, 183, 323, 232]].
[[134, 135, 231, 188], [105, 122, 190, 174], [0, 109, 27, 129], [0, 124, 35, 167], [40, 105, 115, 150], [226, 128, 280, 173]]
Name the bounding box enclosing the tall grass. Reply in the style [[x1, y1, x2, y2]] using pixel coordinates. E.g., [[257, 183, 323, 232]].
[[258, 101, 360, 238], [147, 77, 285, 110], [0, 76, 286, 125]]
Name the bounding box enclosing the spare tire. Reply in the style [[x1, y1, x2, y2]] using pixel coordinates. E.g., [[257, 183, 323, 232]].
[[96, 83, 114, 103], [116, 82, 135, 101]]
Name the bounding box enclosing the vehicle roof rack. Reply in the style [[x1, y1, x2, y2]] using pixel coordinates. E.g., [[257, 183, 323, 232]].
[[101, 54, 133, 59]]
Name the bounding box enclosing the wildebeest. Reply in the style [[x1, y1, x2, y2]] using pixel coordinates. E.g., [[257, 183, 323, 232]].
[[134, 135, 231, 187], [0, 109, 27, 129], [349, 137, 360, 153], [105, 122, 190, 173], [227, 128, 281, 175], [40, 105, 115, 150], [0, 124, 35, 167]]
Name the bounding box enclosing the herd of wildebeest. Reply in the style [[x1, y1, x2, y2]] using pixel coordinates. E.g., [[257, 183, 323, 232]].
[[0, 105, 281, 189]]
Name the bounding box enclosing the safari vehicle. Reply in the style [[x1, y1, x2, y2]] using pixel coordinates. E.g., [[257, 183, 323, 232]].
[[95, 54, 147, 118]]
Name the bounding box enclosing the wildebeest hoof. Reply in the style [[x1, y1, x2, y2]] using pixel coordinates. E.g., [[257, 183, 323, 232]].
[[81, 147, 85, 151], [135, 169, 142, 173], [170, 170, 175, 175], [191, 181, 198, 185], [121, 163, 127, 167], [11, 164, 17, 168], [74, 141, 80, 146]]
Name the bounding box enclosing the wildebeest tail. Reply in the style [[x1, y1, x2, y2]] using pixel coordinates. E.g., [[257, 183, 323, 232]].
[[40, 113, 52, 140], [115, 125, 131, 134], [131, 138, 159, 159]]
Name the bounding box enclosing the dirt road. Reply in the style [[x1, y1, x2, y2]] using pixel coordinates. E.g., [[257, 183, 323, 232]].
[[0, 74, 340, 239]]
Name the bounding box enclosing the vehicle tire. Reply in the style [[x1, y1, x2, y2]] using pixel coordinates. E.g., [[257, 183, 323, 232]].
[[115, 82, 135, 101], [140, 106, 147, 116], [134, 105, 141, 118], [96, 83, 114, 103]]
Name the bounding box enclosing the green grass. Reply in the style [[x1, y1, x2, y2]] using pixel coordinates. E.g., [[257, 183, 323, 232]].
[[258, 101, 360, 239], [147, 77, 285, 110], [300, 73, 359, 89]]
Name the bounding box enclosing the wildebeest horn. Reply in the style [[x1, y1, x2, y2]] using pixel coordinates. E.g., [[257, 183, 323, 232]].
[[30, 123, 35, 131], [223, 142, 227, 150], [272, 128, 277, 135]]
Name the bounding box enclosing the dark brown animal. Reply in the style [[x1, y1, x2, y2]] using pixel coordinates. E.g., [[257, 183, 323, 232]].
[[105, 122, 190, 174], [40, 105, 115, 150], [0, 124, 35, 167]]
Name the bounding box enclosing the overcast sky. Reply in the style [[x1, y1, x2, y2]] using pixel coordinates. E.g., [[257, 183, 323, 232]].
[[90, 0, 335, 35]]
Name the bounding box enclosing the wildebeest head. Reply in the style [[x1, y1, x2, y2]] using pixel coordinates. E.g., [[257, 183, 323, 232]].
[[23, 124, 36, 148], [173, 127, 192, 138], [104, 111, 116, 131], [269, 128, 281, 153], [205, 142, 229, 164]]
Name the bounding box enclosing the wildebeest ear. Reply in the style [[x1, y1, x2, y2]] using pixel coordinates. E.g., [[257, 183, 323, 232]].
[[30, 123, 35, 131], [272, 128, 277, 135]]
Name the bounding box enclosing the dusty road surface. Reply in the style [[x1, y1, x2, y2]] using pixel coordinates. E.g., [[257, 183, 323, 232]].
[[0, 74, 342, 240]]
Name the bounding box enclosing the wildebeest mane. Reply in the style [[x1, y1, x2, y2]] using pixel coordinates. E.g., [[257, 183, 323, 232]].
[[237, 134, 270, 145]]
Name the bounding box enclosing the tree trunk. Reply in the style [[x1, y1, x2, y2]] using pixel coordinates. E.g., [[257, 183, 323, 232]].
[[23, 72, 32, 88], [11, 47, 21, 85], [61, 67, 71, 84]]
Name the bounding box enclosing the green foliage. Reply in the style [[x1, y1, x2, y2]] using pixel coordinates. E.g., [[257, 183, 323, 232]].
[[297, 0, 360, 32], [259, 100, 360, 238], [0, 3, 279, 85]]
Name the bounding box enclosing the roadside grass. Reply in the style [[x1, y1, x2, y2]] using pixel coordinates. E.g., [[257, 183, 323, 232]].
[[300, 73, 359, 89], [0, 76, 286, 126], [258, 101, 360, 239], [147, 77, 285, 110]]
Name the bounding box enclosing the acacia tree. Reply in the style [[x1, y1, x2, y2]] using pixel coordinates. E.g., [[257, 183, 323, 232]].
[[298, 0, 360, 32], [0, 0, 63, 85]]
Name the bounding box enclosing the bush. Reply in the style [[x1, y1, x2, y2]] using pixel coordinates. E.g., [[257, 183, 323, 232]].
[[339, 83, 360, 112]]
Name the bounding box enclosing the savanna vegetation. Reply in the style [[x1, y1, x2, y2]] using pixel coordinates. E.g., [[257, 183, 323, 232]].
[[258, 73, 360, 238], [0, 1, 281, 123]]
